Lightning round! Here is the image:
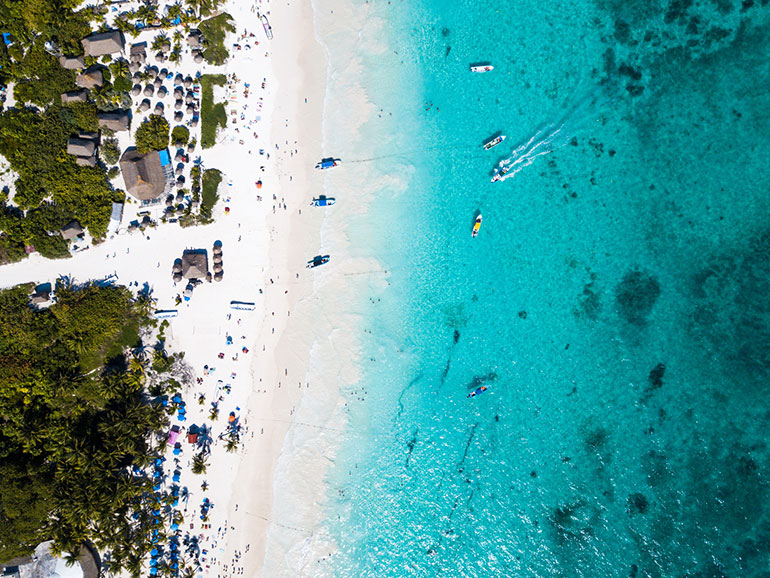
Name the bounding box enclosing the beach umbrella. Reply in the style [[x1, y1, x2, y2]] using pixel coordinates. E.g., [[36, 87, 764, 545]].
[[173, 272, 183, 282], [213, 254, 222, 264], [214, 272, 223, 282], [174, 99, 183, 110], [174, 111, 183, 122], [157, 86, 167, 98], [150, 568, 157, 576], [140, 100, 151, 112], [150, 548, 158, 556], [213, 263, 223, 273], [147, 66, 158, 79], [173, 447, 181, 455], [190, 117, 199, 127], [212, 245, 222, 255], [154, 77, 163, 88], [143, 85, 154, 97], [194, 52, 203, 63], [132, 84, 141, 96], [185, 93, 193, 104], [186, 104, 195, 114], [184, 77, 193, 88], [171, 522, 179, 530], [154, 104, 163, 115]]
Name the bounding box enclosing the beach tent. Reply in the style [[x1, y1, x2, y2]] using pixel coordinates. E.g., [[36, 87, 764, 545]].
[[167, 426, 180, 445]]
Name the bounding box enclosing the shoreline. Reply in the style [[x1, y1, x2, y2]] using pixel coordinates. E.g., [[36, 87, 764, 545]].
[[218, 0, 331, 572]]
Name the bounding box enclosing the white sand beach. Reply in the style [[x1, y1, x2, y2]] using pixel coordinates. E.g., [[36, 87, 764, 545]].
[[0, 0, 387, 573]]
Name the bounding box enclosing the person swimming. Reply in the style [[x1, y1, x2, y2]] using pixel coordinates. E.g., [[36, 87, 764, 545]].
[[467, 385, 488, 398]]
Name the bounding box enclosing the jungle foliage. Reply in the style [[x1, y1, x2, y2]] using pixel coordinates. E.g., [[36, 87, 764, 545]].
[[198, 13, 234, 66], [0, 283, 170, 573], [0, 105, 118, 263], [135, 114, 170, 155], [200, 74, 226, 149]]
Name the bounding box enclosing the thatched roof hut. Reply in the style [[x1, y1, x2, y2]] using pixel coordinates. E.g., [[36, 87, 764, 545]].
[[181, 249, 208, 279], [60, 55, 86, 69], [67, 138, 95, 157], [61, 89, 89, 103], [98, 110, 130, 132], [76, 68, 104, 89], [119, 147, 167, 201], [82, 30, 125, 57], [60, 220, 84, 240]]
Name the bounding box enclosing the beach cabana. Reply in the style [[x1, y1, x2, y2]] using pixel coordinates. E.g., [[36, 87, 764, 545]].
[[167, 426, 180, 445], [181, 249, 208, 279], [61, 89, 89, 103], [98, 110, 130, 132], [120, 147, 168, 201]]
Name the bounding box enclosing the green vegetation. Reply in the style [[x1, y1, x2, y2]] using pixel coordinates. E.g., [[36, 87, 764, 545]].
[[0, 283, 171, 574], [171, 125, 190, 146], [135, 115, 170, 155], [100, 138, 121, 165], [198, 13, 234, 66], [10, 41, 77, 106], [0, 106, 118, 263], [200, 168, 222, 222], [200, 74, 227, 149]]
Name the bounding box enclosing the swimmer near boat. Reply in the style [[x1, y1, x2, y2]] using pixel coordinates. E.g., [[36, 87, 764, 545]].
[[472, 214, 482, 238], [467, 385, 488, 398]]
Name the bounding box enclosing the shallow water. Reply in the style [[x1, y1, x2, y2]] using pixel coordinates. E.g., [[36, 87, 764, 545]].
[[319, 0, 770, 575]]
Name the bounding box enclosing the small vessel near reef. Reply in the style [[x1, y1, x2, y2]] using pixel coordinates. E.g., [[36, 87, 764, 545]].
[[307, 255, 330, 269], [472, 215, 482, 238], [483, 135, 506, 150], [467, 385, 488, 398], [470, 64, 494, 73], [491, 164, 511, 183], [315, 158, 340, 170], [311, 196, 336, 207], [261, 14, 273, 40]]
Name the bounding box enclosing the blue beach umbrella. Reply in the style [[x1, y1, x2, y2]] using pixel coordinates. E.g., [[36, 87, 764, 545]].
[[150, 568, 157, 575]]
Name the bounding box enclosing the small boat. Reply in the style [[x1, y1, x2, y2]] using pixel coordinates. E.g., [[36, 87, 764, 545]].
[[261, 14, 273, 40], [306, 255, 330, 269], [483, 135, 506, 150], [311, 197, 336, 207], [470, 64, 494, 73], [490, 165, 511, 183], [467, 385, 488, 398], [472, 215, 482, 238], [315, 158, 339, 170]]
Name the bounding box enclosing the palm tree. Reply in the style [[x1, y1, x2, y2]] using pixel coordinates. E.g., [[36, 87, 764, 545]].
[[167, 3, 183, 23], [225, 438, 238, 453], [151, 33, 170, 52], [208, 406, 219, 421], [110, 58, 130, 79], [191, 452, 208, 474]]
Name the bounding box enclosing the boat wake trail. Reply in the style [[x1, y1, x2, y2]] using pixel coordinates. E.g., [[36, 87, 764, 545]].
[[493, 87, 607, 182]]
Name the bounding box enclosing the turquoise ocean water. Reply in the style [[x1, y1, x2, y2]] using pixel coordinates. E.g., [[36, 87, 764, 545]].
[[321, 0, 770, 575]]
